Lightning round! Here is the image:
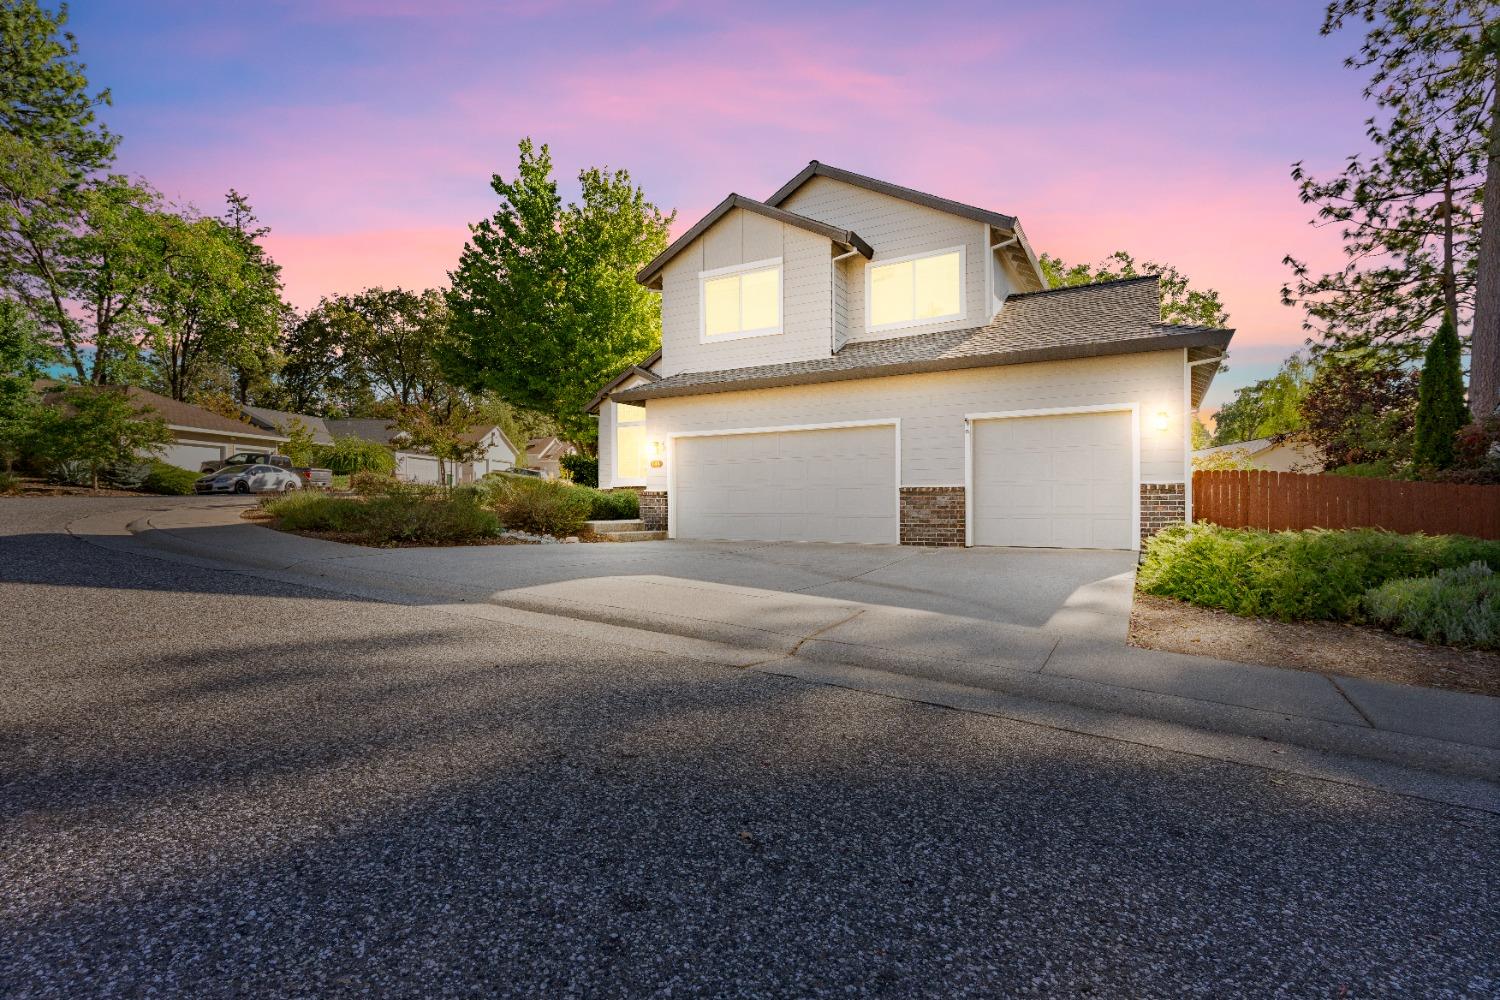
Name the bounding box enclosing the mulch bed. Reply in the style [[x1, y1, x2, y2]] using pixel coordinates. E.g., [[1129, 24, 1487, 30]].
[[241, 507, 605, 547], [1129, 592, 1500, 698], [2, 475, 152, 498]]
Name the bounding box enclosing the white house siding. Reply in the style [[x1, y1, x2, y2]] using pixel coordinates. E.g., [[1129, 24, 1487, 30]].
[[778, 175, 988, 344], [645, 350, 1188, 494], [659, 208, 832, 378], [156, 430, 288, 471]]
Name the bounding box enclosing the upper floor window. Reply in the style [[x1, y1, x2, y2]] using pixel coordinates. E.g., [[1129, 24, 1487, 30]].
[[700, 258, 782, 342], [867, 247, 965, 332]]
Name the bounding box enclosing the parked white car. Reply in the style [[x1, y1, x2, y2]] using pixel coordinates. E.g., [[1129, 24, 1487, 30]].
[[194, 464, 302, 495]]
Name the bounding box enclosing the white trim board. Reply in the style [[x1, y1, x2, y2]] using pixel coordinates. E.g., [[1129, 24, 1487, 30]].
[[963, 403, 1142, 550], [665, 418, 901, 543]]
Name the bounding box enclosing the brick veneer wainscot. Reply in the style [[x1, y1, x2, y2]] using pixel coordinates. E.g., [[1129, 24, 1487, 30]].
[[1140, 482, 1185, 544], [900, 486, 966, 546], [639, 491, 668, 532]]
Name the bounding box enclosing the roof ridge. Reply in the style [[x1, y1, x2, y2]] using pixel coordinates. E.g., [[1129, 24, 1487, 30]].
[[1007, 274, 1159, 300]]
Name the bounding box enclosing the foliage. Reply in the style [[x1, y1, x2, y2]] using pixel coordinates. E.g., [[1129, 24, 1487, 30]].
[[445, 138, 672, 443], [1454, 414, 1500, 466], [261, 485, 500, 546], [102, 458, 151, 489], [279, 417, 318, 467], [1282, 1, 1492, 362], [394, 393, 484, 485], [1328, 459, 1403, 477], [1038, 250, 1229, 329], [315, 435, 395, 476], [1190, 418, 1212, 450], [349, 469, 402, 496], [479, 472, 592, 537], [1363, 561, 1500, 648], [1412, 312, 1468, 471], [1211, 353, 1314, 446], [1138, 522, 1500, 621], [581, 486, 638, 520], [559, 450, 598, 487], [0, 469, 17, 494], [0, 299, 47, 468], [1299, 352, 1419, 469], [28, 385, 170, 489], [1192, 447, 1257, 472], [141, 460, 199, 495]]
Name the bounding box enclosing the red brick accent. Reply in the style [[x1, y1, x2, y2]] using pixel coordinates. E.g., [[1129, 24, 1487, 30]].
[[639, 491, 668, 532], [1140, 482, 1186, 544], [900, 486, 966, 546]]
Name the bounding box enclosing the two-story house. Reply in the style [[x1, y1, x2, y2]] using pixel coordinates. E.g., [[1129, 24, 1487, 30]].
[[586, 162, 1231, 550]]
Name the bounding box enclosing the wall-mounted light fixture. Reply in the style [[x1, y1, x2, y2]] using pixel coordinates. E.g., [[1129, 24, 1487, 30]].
[[1153, 410, 1170, 433]]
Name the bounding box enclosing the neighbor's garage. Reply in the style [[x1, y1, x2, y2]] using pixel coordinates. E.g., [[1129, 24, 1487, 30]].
[[160, 442, 224, 471], [970, 409, 1135, 549], [672, 424, 898, 544]]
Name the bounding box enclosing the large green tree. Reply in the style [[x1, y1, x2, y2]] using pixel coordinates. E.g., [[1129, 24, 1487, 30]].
[[444, 139, 672, 445], [1412, 312, 1467, 470], [1038, 250, 1230, 329], [1284, 3, 1496, 404], [0, 297, 45, 468], [28, 384, 169, 490], [1211, 353, 1316, 446], [1300, 352, 1419, 470]]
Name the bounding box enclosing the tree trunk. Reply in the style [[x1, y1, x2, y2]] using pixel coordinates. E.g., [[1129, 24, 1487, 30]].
[[1442, 171, 1459, 322], [1471, 40, 1500, 418]]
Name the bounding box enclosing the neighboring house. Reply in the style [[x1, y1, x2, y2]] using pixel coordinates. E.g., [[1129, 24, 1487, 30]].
[[1193, 436, 1321, 473], [70, 385, 289, 471], [247, 413, 515, 484], [586, 161, 1232, 550], [457, 424, 520, 482], [241, 406, 336, 446], [524, 436, 577, 479]]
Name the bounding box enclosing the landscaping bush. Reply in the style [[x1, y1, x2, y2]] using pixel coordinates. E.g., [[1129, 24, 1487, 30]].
[[261, 485, 499, 545], [317, 435, 396, 475], [141, 461, 200, 496], [1137, 523, 1500, 621], [559, 451, 598, 487], [479, 474, 592, 537], [349, 469, 401, 496], [1363, 562, 1500, 649], [103, 460, 153, 490], [0, 471, 19, 495], [581, 486, 639, 520], [46, 458, 92, 486]]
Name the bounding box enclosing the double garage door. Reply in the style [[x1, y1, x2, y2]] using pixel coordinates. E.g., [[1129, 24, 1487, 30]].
[[673, 425, 898, 544], [669, 411, 1135, 550]]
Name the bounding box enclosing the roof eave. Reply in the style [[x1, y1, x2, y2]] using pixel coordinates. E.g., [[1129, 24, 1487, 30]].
[[766, 161, 1017, 231]]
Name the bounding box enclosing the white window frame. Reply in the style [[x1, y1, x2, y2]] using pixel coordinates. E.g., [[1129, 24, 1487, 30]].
[[864, 245, 967, 334], [698, 257, 783, 343], [612, 400, 648, 487]]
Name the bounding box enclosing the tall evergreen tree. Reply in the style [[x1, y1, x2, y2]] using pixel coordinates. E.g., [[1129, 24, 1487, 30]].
[[1413, 311, 1468, 470]]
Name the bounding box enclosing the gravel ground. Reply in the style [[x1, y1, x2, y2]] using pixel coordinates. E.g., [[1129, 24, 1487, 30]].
[[3, 497, 1498, 999]]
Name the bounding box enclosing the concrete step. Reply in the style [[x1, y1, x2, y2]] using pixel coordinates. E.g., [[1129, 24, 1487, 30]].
[[585, 518, 645, 533], [596, 529, 667, 542]]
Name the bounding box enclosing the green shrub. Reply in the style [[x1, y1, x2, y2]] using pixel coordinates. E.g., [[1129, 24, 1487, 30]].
[[142, 461, 201, 496], [261, 487, 499, 545], [349, 469, 401, 496], [104, 460, 153, 490], [1329, 460, 1400, 479], [0, 471, 19, 495], [1363, 562, 1500, 649], [1137, 523, 1500, 621], [581, 486, 639, 520], [317, 436, 396, 475], [480, 474, 592, 536], [46, 458, 91, 486], [559, 451, 598, 487]]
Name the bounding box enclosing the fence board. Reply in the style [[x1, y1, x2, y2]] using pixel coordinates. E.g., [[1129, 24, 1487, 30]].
[[1191, 471, 1500, 539]]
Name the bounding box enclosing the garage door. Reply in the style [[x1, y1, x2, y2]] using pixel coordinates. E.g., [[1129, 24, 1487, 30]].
[[971, 410, 1134, 549], [159, 442, 223, 471], [674, 425, 898, 544], [400, 455, 442, 484]]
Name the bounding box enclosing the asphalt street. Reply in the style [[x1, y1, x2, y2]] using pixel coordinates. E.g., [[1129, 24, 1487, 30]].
[[2, 497, 1497, 998]]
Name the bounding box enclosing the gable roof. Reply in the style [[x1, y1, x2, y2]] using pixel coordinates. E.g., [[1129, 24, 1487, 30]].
[[612, 277, 1232, 408], [323, 417, 405, 447], [37, 383, 287, 441], [767, 160, 1017, 230], [458, 423, 520, 457], [637, 195, 873, 290], [526, 435, 576, 460], [585, 348, 663, 414], [241, 405, 336, 444]]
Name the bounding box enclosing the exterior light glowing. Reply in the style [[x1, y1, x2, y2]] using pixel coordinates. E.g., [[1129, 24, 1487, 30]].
[[1154, 411, 1170, 433]]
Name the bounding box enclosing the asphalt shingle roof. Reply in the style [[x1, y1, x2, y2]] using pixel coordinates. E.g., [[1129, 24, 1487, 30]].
[[613, 277, 1232, 407]]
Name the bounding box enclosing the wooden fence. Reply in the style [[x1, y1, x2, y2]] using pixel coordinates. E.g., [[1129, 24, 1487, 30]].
[[1192, 470, 1500, 539]]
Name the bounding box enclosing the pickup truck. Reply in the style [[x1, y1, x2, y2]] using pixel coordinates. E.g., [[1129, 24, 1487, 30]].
[[200, 451, 332, 489]]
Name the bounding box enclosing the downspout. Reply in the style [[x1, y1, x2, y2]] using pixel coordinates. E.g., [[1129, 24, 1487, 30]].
[[830, 248, 860, 354]]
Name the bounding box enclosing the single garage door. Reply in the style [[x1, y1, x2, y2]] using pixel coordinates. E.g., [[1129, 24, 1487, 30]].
[[674, 425, 898, 544], [971, 410, 1134, 549], [159, 442, 223, 471], [400, 454, 442, 484]]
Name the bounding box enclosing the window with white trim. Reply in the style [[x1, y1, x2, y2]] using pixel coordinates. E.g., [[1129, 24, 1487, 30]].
[[614, 402, 647, 483], [867, 247, 964, 331], [700, 259, 782, 341]]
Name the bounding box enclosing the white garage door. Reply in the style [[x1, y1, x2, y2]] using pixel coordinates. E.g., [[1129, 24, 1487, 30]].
[[159, 442, 223, 471], [400, 455, 442, 484], [971, 410, 1135, 550], [674, 425, 898, 544]]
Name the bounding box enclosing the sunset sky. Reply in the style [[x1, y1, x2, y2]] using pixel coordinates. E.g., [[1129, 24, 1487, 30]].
[[71, 0, 1374, 412]]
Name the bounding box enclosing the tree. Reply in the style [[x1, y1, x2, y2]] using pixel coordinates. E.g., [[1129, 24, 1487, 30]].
[[445, 139, 672, 445], [277, 300, 368, 414], [1038, 250, 1229, 328], [1299, 352, 1419, 470], [395, 395, 483, 487], [279, 417, 318, 467], [1190, 418, 1213, 450], [1284, 3, 1495, 396], [1413, 311, 1467, 470], [29, 384, 169, 490], [0, 298, 46, 469], [1210, 353, 1316, 445]]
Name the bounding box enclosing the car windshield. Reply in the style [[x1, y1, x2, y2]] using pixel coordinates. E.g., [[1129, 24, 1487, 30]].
[[217, 465, 253, 474]]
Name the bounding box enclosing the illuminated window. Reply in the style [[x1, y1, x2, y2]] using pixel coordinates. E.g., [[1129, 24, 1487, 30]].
[[614, 402, 647, 482], [868, 247, 964, 330], [701, 259, 781, 341]]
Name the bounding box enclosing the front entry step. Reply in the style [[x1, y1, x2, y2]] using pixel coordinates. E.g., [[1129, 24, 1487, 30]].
[[584, 519, 667, 542]]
